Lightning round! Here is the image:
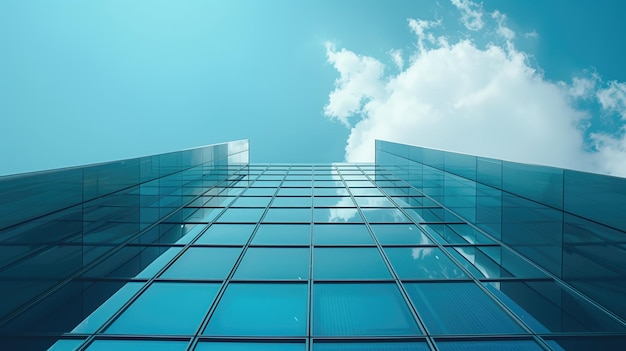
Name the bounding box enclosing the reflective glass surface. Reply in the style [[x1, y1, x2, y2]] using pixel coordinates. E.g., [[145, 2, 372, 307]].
[[251, 224, 311, 245], [234, 248, 309, 280], [314, 248, 391, 279], [313, 224, 373, 245], [313, 283, 420, 336], [160, 247, 241, 279], [204, 283, 307, 336], [384, 247, 467, 279]]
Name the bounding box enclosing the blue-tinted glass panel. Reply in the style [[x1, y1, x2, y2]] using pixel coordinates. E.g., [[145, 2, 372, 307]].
[[405, 208, 460, 223], [217, 208, 265, 222], [314, 208, 362, 223], [230, 196, 272, 207], [48, 339, 84, 351], [313, 283, 420, 336], [405, 282, 525, 334], [72, 282, 143, 333], [264, 208, 311, 223], [313, 224, 373, 245], [204, 283, 307, 336], [86, 340, 187, 351], [271, 197, 312, 207], [313, 342, 429, 351], [105, 282, 220, 334], [350, 188, 384, 196], [436, 340, 542, 351], [314, 248, 391, 279], [195, 342, 305, 351], [242, 188, 277, 196], [361, 208, 411, 223], [278, 188, 312, 196], [195, 224, 255, 245], [354, 196, 395, 207], [234, 248, 309, 280], [251, 224, 310, 245], [135, 247, 182, 278], [314, 188, 349, 196], [485, 280, 626, 333], [160, 247, 241, 279], [313, 196, 354, 207], [384, 247, 467, 279], [370, 224, 434, 245]]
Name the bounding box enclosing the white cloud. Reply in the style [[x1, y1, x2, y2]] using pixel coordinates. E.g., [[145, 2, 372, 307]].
[[324, 42, 385, 126], [323, 0, 626, 177], [597, 81, 626, 119], [451, 0, 484, 31], [389, 49, 404, 70]]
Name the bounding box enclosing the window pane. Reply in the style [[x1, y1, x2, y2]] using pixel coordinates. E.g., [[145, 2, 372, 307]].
[[277, 188, 312, 196], [160, 247, 241, 279], [313, 283, 420, 336], [314, 196, 354, 207], [314, 208, 362, 223], [384, 247, 467, 279], [314, 188, 349, 196], [217, 208, 265, 222], [361, 209, 411, 223], [105, 282, 220, 334], [195, 224, 255, 245], [230, 196, 272, 207], [234, 248, 309, 280], [271, 197, 312, 207], [354, 197, 395, 207], [370, 224, 434, 245], [72, 282, 144, 333], [86, 340, 188, 351], [314, 248, 391, 279], [264, 208, 311, 223], [204, 283, 307, 336], [251, 224, 311, 245], [436, 340, 543, 351], [405, 282, 526, 334], [313, 342, 430, 351], [195, 342, 305, 351], [313, 224, 373, 245]]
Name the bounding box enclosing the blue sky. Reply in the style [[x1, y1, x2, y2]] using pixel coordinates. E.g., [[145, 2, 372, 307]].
[[1, 0, 625, 176]]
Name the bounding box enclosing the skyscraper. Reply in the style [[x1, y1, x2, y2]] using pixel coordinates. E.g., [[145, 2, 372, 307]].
[[1, 140, 625, 350]]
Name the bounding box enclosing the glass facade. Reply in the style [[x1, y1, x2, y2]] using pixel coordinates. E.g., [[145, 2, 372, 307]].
[[1, 140, 625, 350]]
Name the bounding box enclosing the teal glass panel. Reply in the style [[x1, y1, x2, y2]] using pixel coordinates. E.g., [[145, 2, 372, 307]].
[[314, 188, 349, 196], [313, 342, 429, 351], [135, 247, 182, 278], [195, 342, 305, 351], [217, 208, 265, 222], [361, 208, 411, 223], [71, 282, 143, 333], [271, 196, 312, 207], [230, 196, 272, 207], [313, 283, 420, 336], [47, 339, 84, 351], [405, 282, 526, 334], [313, 196, 354, 207], [86, 340, 188, 350], [264, 208, 311, 222], [182, 207, 222, 223], [242, 188, 277, 196], [314, 208, 362, 223], [485, 280, 626, 333], [384, 247, 467, 279], [251, 224, 310, 245], [405, 208, 460, 223], [313, 224, 373, 245], [354, 196, 395, 207], [449, 246, 503, 278], [314, 248, 391, 279], [105, 282, 220, 334], [251, 180, 281, 187], [436, 340, 542, 351], [350, 188, 384, 196], [502, 161, 563, 209], [195, 224, 255, 245], [234, 248, 309, 280], [278, 188, 312, 196], [204, 283, 307, 336], [160, 247, 241, 279], [370, 224, 433, 245]]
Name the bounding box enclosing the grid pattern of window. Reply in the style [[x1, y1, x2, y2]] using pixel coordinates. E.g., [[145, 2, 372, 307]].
[[41, 165, 626, 351]]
